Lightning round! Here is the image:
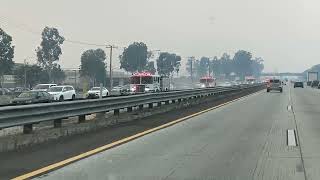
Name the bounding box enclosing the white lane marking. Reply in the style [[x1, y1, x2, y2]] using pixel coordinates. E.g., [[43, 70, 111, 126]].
[[287, 105, 292, 111], [287, 129, 297, 146]]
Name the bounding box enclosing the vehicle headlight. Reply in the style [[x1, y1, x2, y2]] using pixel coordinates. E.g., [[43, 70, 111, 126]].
[[201, 84, 205, 88], [145, 88, 150, 91], [25, 100, 32, 103]]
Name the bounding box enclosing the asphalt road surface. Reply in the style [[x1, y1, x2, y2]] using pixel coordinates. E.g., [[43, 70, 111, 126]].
[[29, 84, 320, 180]]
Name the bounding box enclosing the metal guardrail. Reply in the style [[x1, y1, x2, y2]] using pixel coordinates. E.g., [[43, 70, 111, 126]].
[[0, 84, 264, 132]]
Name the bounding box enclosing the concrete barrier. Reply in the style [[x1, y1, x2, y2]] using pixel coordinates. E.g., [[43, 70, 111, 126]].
[[0, 86, 264, 152]]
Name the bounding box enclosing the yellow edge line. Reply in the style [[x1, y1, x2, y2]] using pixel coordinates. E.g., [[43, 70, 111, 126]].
[[13, 90, 263, 180]]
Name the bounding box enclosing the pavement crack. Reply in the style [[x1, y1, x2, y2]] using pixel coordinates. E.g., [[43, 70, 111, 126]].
[[162, 168, 177, 180]]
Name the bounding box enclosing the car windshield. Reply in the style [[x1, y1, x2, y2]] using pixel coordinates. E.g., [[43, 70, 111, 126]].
[[34, 85, 50, 90], [91, 87, 101, 91], [112, 86, 121, 90], [270, 80, 280, 83], [49, 87, 63, 92], [18, 92, 37, 98]]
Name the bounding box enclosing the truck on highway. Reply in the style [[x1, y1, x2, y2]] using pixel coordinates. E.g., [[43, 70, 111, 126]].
[[307, 72, 318, 86], [130, 72, 170, 93], [199, 76, 216, 88]]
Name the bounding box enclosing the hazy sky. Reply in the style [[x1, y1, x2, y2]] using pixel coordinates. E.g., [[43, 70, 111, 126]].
[[1, 0, 320, 73]]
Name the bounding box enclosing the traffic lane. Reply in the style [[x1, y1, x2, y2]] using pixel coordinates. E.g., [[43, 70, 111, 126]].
[[34, 87, 304, 180], [291, 86, 320, 179]]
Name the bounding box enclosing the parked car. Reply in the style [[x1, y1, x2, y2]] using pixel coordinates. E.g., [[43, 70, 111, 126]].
[[11, 91, 53, 105], [87, 87, 109, 99], [294, 81, 304, 88], [111, 85, 131, 96], [311, 80, 319, 88], [33, 84, 57, 91], [0, 88, 11, 95], [267, 79, 283, 93], [12, 87, 30, 96], [48, 85, 76, 101], [120, 84, 132, 95]]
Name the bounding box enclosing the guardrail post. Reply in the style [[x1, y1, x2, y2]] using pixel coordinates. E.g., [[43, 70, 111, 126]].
[[148, 103, 153, 109], [78, 115, 86, 123], [157, 102, 162, 106], [114, 109, 120, 116], [165, 100, 169, 105], [23, 124, 33, 134], [139, 104, 144, 110], [54, 119, 62, 128]]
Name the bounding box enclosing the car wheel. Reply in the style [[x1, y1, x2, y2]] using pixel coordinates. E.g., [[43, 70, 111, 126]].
[[72, 94, 75, 100], [267, 89, 270, 92], [59, 96, 64, 102], [280, 89, 283, 93]]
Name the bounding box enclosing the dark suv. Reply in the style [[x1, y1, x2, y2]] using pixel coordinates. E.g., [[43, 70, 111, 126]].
[[311, 80, 319, 88], [294, 81, 304, 88]]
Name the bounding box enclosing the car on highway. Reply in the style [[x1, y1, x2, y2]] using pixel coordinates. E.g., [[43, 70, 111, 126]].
[[87, 87, 109, 99], [111, 85, 131, 95], [48, 85, 76, 101], [294, 81, 304, 88], [267, 79, 283, 93], [11, 91, 53, 105], [307, 81, 312, 86], [33, 84, 57, 92], [220, 82, 232, 87], [311, 80, 319, 88]]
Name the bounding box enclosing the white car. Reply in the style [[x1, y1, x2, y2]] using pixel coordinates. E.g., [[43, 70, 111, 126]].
[[87, 87, 109, 98], [33, 84, 57, 91], [48, 85, 76, 101]]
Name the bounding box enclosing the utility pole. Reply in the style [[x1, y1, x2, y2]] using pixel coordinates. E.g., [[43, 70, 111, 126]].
[[24, 59, 27, 88], [106, 45, 118, 90], [74, 69, 77, 90]]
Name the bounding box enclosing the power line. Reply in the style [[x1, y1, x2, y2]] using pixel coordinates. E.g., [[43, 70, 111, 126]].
[[0, 16, 115, 47]]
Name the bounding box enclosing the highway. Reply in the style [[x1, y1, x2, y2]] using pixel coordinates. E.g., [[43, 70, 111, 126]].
[[13, 84, 313, 180]]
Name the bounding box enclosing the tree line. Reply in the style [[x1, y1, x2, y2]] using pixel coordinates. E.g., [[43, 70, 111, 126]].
[[0, 27, 65, 88], [0, 26, 264, 88], [186, 51, 264, 80]]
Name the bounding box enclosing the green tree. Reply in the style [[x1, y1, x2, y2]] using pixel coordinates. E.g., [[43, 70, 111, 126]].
[[145, 61, 156, 74], [51, 64, 66, 84], [36, 27, 65, 82], [120, 42, 148, 72], [80, 49, 107, 86], [233, 50, 253, 79], [14, 64, 49, 88], [0, 28, 15, 87], [210, 56, 220, 76], [186, 57, 195, 78], [198, 57, 210, 77], [219, 53, 233, 77], [157, 52, 181, 76], [251, 57, 264, 77], [174, 55, 181, 75]]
